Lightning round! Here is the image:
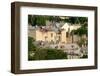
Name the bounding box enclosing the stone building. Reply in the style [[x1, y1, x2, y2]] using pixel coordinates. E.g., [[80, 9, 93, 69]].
[[28, 22, 81, 44]]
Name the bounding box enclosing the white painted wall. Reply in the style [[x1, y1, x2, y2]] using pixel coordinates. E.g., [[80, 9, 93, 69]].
[[0, 0, 100, 76], [61, 23, 81, 32]]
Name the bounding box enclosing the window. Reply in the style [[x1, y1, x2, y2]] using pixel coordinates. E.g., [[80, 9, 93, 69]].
[[51, 33, 53, 37], [68, 28, 70, 32], [45, 36, 48, 41], [66, 32, 69, 37]]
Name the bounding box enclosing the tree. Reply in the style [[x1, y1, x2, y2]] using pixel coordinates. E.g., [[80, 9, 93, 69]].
[[80, 54, 88, 58], [29, 48, 67, 60], [28, 37, 36, 51], [46, 49, 67, 59], [28, 37, 37, 60], [28, 15, 46, 26], [28, 15, 37, 26], [72, 27, 87, 36], [68, 17, 78, 24], [28, 15, 32, 25], [67, 17, 88, 26], [69, 17, 88, 43], [33, 48, 47, 60], [46, 16, 55, 22]]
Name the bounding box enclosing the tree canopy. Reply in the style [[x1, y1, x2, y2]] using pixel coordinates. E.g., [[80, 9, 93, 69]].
[[70, 17, 88, 36], [29, 48, 67, 60], [28, 15, 88, 36], [28, 15, 88, 26], [28, 15, 46, 26], [67, 17, 88, 25], [28, 37, 68, 60], [28, 37, 36, 51]]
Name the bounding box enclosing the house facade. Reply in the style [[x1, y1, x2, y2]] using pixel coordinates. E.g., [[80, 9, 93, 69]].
[[28, 22, 81, 44]]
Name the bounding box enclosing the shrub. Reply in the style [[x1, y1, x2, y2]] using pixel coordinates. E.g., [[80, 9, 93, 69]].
[[28, 37, 36, 51], [80, 54, 88, 58], [29, 48, 67, 60], [46, 49, 67, 59]]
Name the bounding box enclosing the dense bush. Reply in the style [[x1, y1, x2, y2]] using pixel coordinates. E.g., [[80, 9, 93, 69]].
[[28, 37, 36, 51], [28, 48, 67, 60], [45, 49, 67, 59], [80, 54, 88, 58]]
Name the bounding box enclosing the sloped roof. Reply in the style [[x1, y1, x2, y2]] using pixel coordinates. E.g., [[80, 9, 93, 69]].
[[61, 23, 81, 32]]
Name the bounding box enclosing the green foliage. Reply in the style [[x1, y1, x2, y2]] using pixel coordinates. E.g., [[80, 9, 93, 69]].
[[67, 17, 88, 25], [33, 48, 47, 60], [68, 17, 78, 24], [80, 54, 88, 58], [28, 15, 46, 26], [46, 16, 54, 22], [78, 38, 86, 47], [28, 15, 32, 24], [28, 48, 67, 60], [72, 27, 87, 36], [28, 15, 88, 27], [78, 17, 88, 25], [28, 37, 36, 51], [36, 16, 46, 26], [28, 15, 61, 26], [46, 49, 67, 59], [28, 51, 35, 60]]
